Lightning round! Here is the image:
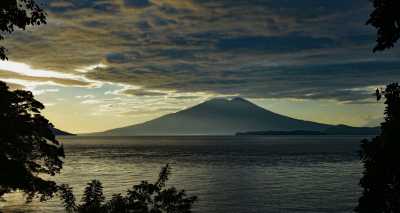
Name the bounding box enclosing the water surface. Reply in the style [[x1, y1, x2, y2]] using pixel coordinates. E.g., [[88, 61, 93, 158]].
[[1, 136, 365, 212]]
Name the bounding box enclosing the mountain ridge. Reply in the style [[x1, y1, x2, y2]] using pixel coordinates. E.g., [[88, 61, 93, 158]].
[[90, 97, 377, 136], [52, 128, 75, 136]]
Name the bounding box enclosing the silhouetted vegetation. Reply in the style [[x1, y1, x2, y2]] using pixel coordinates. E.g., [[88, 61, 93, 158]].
[[355, 83, 400, 212], [0, 0, 46, 60], [58, 164, 197, 213], [0, 81, 64, 201], [367, 0, 400, 52], [355, 2, 400, 211]]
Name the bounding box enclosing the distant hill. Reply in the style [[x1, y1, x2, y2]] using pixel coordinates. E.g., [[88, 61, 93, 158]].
[[237, 125, 380, 136], [236, 130, 327, 136], [323, 125, 379, 135], [51, 128, 75, 136], [91, 97, 370, 136]]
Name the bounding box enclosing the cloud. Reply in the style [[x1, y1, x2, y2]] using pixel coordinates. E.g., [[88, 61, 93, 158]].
[[0, 60, 98, 88], [105, 52, 128, 64], [216, 35, 336, 53], [124, 0, 152, 8], [3, 0, 397, 104], [31, 88, 59, 96], [81, 99, 102, 104], [0, 70, 92, 87], [122, 89, 167, 96], [76, 94, 96, 99]]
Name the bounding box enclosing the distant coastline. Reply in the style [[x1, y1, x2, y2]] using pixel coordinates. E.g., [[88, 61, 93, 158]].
[[236, 130, 327, 136], [236, 126, 380, 136]]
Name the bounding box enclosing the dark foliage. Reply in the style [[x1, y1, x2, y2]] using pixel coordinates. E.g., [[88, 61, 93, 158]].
[[367, 0, 400, 52], [355, 83, 400, 212], [59, 165, 197, 213], [80, 180, 106, 213], [0, 0, 46, 60], [0, 81, 64, 201], [59, 184, 78, 213]]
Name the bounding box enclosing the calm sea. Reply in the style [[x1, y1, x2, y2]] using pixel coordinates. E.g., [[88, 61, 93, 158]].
[[1, 136, 366, 213]]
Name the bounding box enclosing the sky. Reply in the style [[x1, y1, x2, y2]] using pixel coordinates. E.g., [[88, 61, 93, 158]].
[[1, 0, 398, 133]]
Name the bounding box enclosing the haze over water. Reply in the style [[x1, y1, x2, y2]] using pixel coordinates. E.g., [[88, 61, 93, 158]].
[[1, 136, 363, 213]]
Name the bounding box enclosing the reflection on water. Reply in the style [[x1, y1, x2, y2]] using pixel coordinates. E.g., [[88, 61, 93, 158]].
[[1, 136, 364, 213]]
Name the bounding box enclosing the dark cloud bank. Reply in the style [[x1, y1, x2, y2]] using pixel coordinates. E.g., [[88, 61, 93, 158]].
[[5, 0, 400, 103]]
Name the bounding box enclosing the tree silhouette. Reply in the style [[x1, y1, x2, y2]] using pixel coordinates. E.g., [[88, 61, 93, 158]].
[[59, 184, 78, 213], [356, 1, 400, 211], [0, 0, 46, 60], [355, 83, 400, 212], [80, 180, 106, 213], [59, 165, 197, 213], [367, 0, 400, 52], [0, 81, 64, 201]]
